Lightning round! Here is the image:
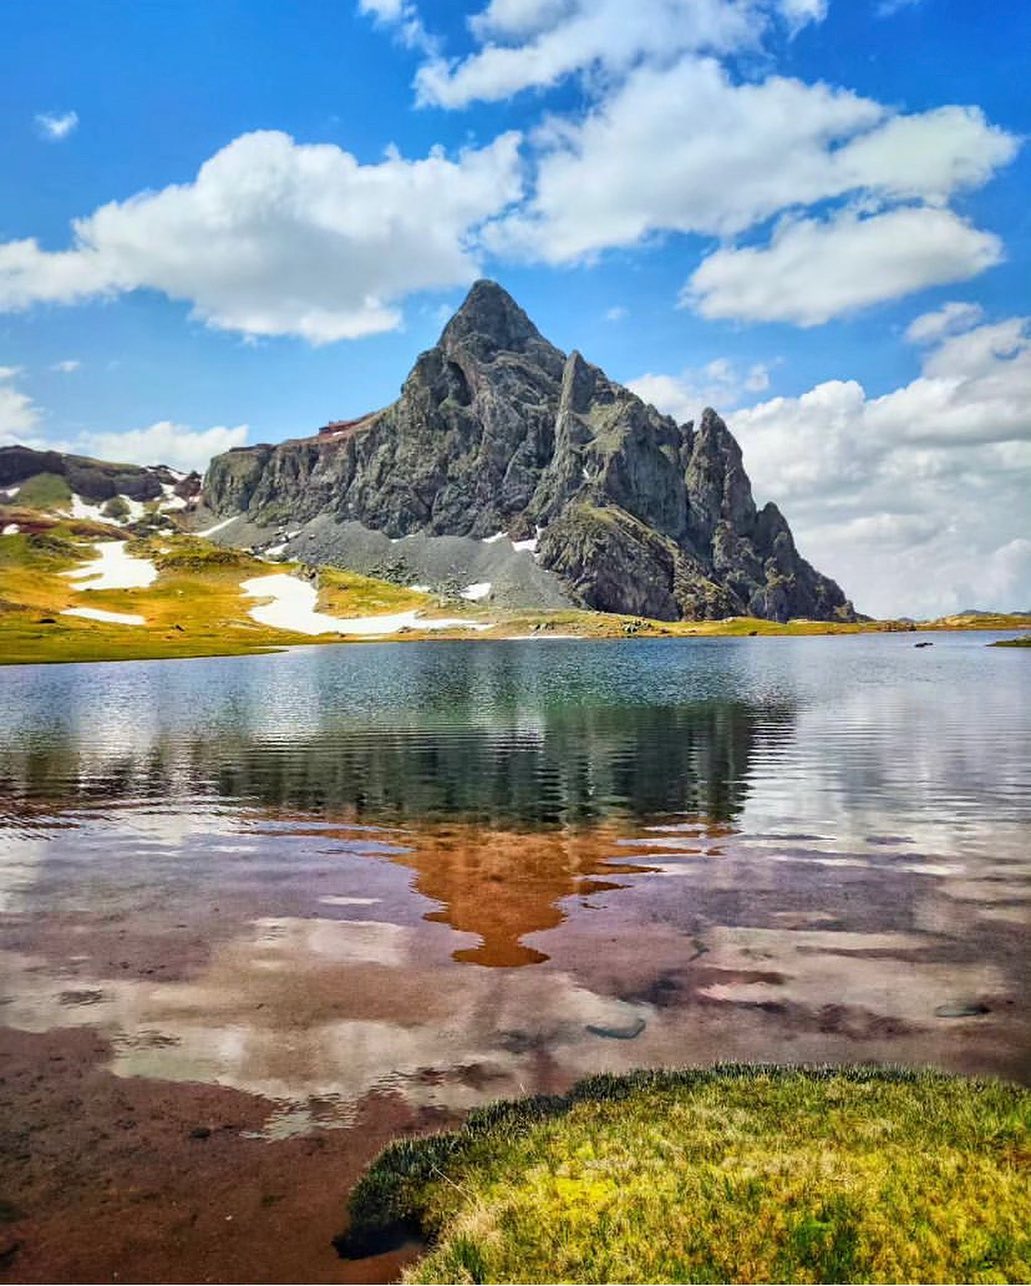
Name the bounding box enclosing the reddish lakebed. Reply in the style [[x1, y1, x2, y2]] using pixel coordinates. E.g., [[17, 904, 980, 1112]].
[[1, 634, 1029, 1281]]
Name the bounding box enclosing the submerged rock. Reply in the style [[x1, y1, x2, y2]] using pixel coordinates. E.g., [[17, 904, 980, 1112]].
[[934, 1002, 990, 1018], [586, 1016, 647, 1041]]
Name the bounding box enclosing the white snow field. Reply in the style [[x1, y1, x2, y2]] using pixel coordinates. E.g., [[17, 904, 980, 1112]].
[[61, 606, 146, 626], [240, 573, 493, 636], [63, 541, 158, 591]]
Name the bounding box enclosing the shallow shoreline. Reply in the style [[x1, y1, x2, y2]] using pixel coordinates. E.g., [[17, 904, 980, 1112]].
[[342, 1065, 1030, 1284], [2, 619, 1029, 668]]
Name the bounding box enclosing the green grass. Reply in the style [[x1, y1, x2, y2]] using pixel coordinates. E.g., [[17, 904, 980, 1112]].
[[990, 636, 1031, 648], [2, 518, 1030, 666], [9, 472, 72, 510], [342, 1065, 1030, 1284], [317, 566, 435, 616], [0, 529, 301, 665]]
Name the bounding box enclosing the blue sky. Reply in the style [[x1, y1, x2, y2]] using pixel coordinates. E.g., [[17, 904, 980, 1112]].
[[1, 0, 1028, 615]]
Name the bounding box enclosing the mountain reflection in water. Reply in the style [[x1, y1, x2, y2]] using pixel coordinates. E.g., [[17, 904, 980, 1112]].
[[0, 634, 1029, 1136]]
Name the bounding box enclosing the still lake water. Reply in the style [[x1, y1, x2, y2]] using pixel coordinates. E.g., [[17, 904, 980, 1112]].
[[2, 631, 1029, 1100], [1, 633, 1028, 1278]]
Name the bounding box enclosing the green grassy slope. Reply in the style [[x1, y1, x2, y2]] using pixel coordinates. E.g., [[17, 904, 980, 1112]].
[[2, 508, 1029, 665], [343, 1065, 1030, 1285], [8, 472, 73, 509]]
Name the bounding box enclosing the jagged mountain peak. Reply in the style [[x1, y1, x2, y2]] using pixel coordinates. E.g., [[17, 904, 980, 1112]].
[[441, 278, 553, 360], [202, 285, 855, 624]]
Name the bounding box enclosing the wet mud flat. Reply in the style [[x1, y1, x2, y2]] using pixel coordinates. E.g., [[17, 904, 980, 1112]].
[[1, 812, 1028, 1284], [0, 1025, 440, 1285]]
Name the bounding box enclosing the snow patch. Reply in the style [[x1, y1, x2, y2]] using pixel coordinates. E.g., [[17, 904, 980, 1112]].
[[512, 534, 539, 554], [63, 541, 158, 591], [160, 484, 188, 512], [461, 581, 492, 601], [68, 493, 146, 524], [2, 486, 18, 499], [241, 573, 493, 637], [62, 606, 146, 626], [69, 495, 107, 523], [2, 523, 19, 535], [482, 531, 506, 544]]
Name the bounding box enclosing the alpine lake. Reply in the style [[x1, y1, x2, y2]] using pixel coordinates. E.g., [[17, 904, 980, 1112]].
[[1, 632, 1028, 1282]]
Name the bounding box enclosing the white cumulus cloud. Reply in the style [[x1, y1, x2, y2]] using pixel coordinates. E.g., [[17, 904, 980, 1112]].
[[408, 0, 833, 110], [76, 422, 249, 474], [356, 0, 434, 51], [777, 0, 827, 34], [488, 58, 1015, 294], [0, 365, 245, 472], [711, 314, 1031, 616], [686, 205, 1003, 326], [0, 129, 524, 344], [0, 367, 42, 445], [630, 358, 772, 425], [414, 0, 766, 108], [904, 300, 984, 345]]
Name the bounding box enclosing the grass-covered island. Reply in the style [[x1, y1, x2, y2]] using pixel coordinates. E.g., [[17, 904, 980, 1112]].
[[342, 1065, 1030, 1284]]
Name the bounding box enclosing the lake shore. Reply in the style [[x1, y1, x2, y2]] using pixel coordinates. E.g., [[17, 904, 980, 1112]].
[[342, 1065, 1031, 1284], [3, 519, 1029, 666], [3, 595, 1029, 668]]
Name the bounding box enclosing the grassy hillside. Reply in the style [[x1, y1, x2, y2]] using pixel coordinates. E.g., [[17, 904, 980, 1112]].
[[342, 1065, 1030, 1285], [0, 527, 297, 664], [0, 522, 493, 665], [317, 566, 437, 617], [1, 509, 1029, 666]]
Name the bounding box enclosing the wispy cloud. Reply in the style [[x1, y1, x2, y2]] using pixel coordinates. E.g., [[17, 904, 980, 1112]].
[[356, 0, 435, 53], [876, 0, 924, 16], [34, 110, 79, 141], [51, 359, 82, 374]]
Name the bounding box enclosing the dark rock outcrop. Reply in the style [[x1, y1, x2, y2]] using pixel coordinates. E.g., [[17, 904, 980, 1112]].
[[203, 281, 854, 622], [0, 445, 200, 505]]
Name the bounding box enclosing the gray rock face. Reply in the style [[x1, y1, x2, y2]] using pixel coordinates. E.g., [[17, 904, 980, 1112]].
[[203, 281, 855, 622], [0, 445, 200, 505]]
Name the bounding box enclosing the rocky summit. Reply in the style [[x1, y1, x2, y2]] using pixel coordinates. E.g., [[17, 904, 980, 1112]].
[[202, 281, 855, 622]]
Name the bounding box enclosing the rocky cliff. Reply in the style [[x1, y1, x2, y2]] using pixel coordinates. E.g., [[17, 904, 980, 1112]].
[[203, 281, 854, 622]]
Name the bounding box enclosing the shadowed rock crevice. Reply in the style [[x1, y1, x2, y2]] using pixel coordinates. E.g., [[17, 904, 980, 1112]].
[[203, 281, 855, 622]]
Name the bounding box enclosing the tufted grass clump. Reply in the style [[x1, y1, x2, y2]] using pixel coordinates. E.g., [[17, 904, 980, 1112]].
[[153, 538, 255, 571], [342, 1065, 1030, 1284], [9, 471, 73, 510]]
